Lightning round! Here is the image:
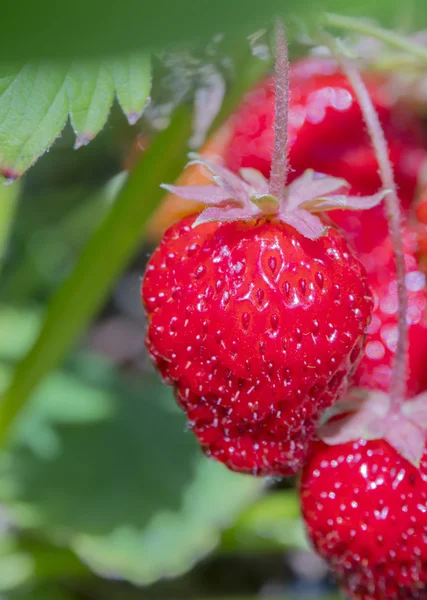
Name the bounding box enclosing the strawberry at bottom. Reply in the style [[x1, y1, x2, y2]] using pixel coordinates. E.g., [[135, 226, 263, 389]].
[[300, 439, 427, 599]]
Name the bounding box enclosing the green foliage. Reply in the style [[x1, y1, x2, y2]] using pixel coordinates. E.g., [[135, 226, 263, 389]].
[[0, 3, 423, 183], [73, 458, 262, 585], [222, 491, 307, 552], [0, 535, 87, 592], [0, 108, 191, 445], [0, 5, 424, 183], [0, 181, 21, 267], [323, 13, 427, 64], [1, 0, 424, 61], [0, 536, 34, 592], [0, 312, 263, 585], [0, 57, 150, 180], [0, 45, 270, 448], [4, 369, 198, 534], [0, 41, 278, 592], [10, 583, 82, 600], [0, 177, 124, 304], [0, 306, 42, 363]]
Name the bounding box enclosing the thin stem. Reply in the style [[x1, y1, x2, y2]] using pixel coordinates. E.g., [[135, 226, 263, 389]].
[[323, 13, 427, 65], [269, 20, 289, 205], [334, 48, 408, 408]]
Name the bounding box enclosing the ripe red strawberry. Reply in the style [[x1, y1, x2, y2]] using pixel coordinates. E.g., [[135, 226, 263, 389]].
[[142, 157, 377, 475], [414, 186, 427, 277], [224, 58, 427, 253], [300, 438, 427, 600], [354, 227, 427, 396]]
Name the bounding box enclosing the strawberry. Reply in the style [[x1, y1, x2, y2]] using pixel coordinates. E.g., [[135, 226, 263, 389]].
[[354, 227, 427, 396], [142, 158, 378, 476], [300, 437, 427, 600], [414, 185, 427, 277], [224, 58, 427, 253]]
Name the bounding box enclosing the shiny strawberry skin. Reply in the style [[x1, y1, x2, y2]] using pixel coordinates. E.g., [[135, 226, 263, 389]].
[[414, 187, 427, 277], [354, 228, 427, 396], [224, 58, 427, 253], [142, 214, 373, 476], [301, 439, 427, 600]]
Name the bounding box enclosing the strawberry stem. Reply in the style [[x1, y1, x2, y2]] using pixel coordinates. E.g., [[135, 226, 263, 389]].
[[336, 50, 408, 409], [269, 20, 289, 206]]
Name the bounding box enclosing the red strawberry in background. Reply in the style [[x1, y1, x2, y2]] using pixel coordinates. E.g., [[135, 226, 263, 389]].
[[354, 227, 427, 396], [224, 58, 427, 253], [142, 159, 380, 476], [300, 438, 427, 600], [414, 185, 427, 276]]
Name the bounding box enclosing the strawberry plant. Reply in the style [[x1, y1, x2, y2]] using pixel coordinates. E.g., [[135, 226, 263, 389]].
[[2, 2, 427, 600], [141, 25, 383, 477]]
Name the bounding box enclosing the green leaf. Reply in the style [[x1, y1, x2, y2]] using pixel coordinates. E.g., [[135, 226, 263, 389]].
[[0, 106, 191, 446], [66, 62, 115, 149], [0, 352, 263, 584], [0, 56, 150, 180], [3, 375, 197, 534], [0, 0, 421, 61], [73, 459, 263, 585], [0, 63, 69, 181], [108, 54, 152, 125]]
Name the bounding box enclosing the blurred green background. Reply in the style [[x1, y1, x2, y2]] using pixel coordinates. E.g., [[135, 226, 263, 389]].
[[0, 0, 425, 598]]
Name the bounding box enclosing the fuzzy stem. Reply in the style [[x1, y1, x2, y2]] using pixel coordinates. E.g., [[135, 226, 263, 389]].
[[269, 20, 289, 205], [337, 52, 408, 408]]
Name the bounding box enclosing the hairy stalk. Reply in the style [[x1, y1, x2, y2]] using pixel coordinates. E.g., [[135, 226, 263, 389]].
[[269, 20, 289, 205], [337, 51, 408, 409], [323, 13, 427, 65]]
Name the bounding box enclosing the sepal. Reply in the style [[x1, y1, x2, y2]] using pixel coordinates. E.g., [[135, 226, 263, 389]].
[[319, 389, 427, 468], [162, 155, 389, 239]]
